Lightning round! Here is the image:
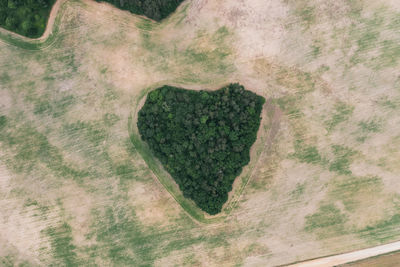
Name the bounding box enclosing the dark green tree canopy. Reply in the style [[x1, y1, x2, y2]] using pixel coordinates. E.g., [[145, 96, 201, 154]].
[[0, 0, 56, 38], [137, 84, 265, 214], [96, 0, 184, 21], [0, 0, 183, 37]]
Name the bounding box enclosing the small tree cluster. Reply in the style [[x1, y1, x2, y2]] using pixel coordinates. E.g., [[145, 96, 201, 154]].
[[138, 84, 265, 214], [0, 0, 56, 38], [96, 0, 184, 21]]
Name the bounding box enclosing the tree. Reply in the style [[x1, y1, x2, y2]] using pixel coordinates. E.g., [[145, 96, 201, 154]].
[[96, 0, 184, 21], [21, 20, 32, 34], [0, 0, 56, 38], [137, 84, 265, 214]]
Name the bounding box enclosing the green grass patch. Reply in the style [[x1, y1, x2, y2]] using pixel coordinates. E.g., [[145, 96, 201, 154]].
[[355, 118, 382, 142], [329, 175, 383, 211], [0, 115, 6, 130], [325, 102, 354, 132], [295, 5, 315, 28], [329, 145, 357, 175], [34, 95, 76, 118], [358, 119, 382, 133], [136, 18, 156, 31], [377, 97, 398, 109], [183, 47, 231, 74], [310, 45, 321, 57], [90, 205, 155, 266], [275, 95, 304, 119], [357, 31, 380, 52], [290, 182, 306, 199], [62, 120, 107, 147], [305, 203, 348, 236], [103, 113, 120, 126], [0, 72, 10, 83], [45, 222, 78, 266], [88, 200, 242, 265], [359, 214, 400, 243], [291, 140, 322, 164], [212, 26, 231, 44], [0, 120, 89, 181], [141, 27, 234, 78], [376, 39, 400, 68], [0, 255, 30, 267]]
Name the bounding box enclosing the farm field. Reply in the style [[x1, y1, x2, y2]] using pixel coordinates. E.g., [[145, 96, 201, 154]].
[[1, 0, 400, 266]]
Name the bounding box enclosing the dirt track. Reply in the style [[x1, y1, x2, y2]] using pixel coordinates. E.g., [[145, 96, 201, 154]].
[[287, 241, 400, 267], [0, 0, 68, 41], [39, 0, 69, 40]]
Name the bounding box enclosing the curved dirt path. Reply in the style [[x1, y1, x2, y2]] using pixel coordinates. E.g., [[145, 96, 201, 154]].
[[39, 0, 69, 40], [286, 240, 400, 266], [0, 0, 68, 42]]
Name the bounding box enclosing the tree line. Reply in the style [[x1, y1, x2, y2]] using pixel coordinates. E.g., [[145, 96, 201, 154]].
[[0, 0, 55, 38], [137, 84, 265, 214], [96, 0, 184, 21], [0, 0, 183, 38]]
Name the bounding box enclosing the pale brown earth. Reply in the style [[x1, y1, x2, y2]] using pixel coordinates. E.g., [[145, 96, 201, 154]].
[[1, 0, 400, 266]]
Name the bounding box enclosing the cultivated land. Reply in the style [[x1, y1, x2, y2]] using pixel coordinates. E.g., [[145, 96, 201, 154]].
[[0, 0, 400, 266]]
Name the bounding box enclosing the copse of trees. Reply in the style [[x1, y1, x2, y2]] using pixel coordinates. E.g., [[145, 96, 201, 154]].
[[137, 84, 265, 214], [96, 0, 184, 21], [0, 0, 183, 37], [0, 0, 56, 38]]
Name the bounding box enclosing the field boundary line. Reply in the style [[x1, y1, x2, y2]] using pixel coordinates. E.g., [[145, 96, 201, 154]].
[[224, 99, 281, 216]]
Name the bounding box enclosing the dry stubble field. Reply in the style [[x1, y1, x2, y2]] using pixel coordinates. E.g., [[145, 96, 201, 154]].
[[0, 0, 400, 266]]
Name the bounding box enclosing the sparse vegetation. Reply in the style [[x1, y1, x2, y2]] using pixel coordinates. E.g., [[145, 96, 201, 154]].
[[329, 145, 357, 175], [326, 102, 354, 132], [46, 223, 78, 266], [329, 175, 383, 212], [356, 119, 382, 142], [0, 121, 89, 180], [137, 84, 265, 214], [291, 182, 306, 198], [358, 119, 381, 133], [90, 206, 155, 266], [305, 204, 347, 233], [359, 214, 400, 243], [0, 115, 6, 130], [292, 139, 322, 164]]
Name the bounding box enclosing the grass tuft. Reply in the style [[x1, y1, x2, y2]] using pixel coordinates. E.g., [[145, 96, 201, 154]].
[[305, 203, 347, 236], [325, 102, 354, 132], [329, 145, 357, 175]]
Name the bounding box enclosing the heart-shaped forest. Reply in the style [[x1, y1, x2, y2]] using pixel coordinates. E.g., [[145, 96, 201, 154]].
[[137, 84, 265, 215]]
